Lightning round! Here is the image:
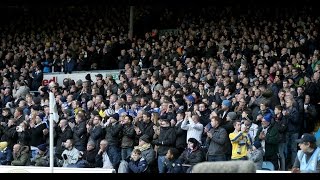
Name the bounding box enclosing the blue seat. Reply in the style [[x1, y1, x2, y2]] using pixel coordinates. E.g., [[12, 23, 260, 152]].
[[261, 161, 275, 171]]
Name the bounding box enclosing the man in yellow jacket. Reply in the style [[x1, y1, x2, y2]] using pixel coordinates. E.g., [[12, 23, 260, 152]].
[[229, 120, 251, 160]]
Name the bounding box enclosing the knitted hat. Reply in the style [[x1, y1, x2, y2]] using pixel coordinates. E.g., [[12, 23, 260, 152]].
[[253, 141, 261, 149], [175, 98, 184, 106], [37, 113, 45, 121], [263, 113, 272, 123], [227, 112, 237, 121], [110, 113, 119, 121], [37, 144, 47, 152], [95, 74, 103, 78], [222, 100, 232, 108], [139, 134, 150, 143], [172, 83, 180, 89], [186, 95, 195, 103]]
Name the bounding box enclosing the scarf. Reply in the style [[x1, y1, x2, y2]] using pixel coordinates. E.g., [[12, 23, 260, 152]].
[[134, 143, 151, 152]]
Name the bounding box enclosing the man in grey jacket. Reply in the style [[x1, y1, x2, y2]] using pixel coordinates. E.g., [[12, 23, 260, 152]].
[[12, 81, 30, 99], [206, 114, 228, 162]]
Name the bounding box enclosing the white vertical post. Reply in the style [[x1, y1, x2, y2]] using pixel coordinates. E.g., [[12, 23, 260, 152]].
[[49, 91, 59, 173]]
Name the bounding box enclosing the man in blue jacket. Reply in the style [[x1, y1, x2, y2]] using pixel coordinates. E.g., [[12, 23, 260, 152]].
[[292, 133, 320, 173]]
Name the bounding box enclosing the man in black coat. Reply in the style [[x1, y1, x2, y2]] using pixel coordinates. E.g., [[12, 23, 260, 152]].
[[152, 118, 176, 173]]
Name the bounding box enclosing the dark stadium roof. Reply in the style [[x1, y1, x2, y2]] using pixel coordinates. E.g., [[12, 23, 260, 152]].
[[0, 0, 317, 7]]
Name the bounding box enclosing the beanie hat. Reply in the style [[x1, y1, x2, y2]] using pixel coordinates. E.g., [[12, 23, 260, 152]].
[[33, 97, 41, 105], [172, 83, 180, 89], [227, 112, 237, 121], [0, 142, 8, 151], [37, 113, 45, 121], [186, 95, 195, 103], [31, 104, 41, 111], [222, 100, 232, 108], [160, 114, 168, 120], [95, 74, 103, 78], [102, 100, 109, 108], [139, 134, 150, 143], [110, 113, 119, 121], [253, 141, 262, 149], [263, 113, 272, 123], [91, 110, 99, 116], [37, 144, 47, 152], [176, 98, 184, 106], [161, 118, 171, 123], [76, 79, 83, 86]]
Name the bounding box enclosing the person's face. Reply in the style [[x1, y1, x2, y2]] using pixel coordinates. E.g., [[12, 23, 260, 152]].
[[298, 142, 309, 153], [138, 139, 146, 146], [244, 121, 251, 129], [260, 104, 266, 111], [59, 120, 66, 128], [274, 108, 281, 115], [2, 110, 8, 116], [131, 152, 140, 161], [87, 143, 95, 151], [210, 118, 217, 128], [261, 119, 270, 128], [285, 99, 293, 108], [305, 95, 310, 103], [35, 115, 42, 124], [93, 117, 100, 125], [187, 141, 195, 150], [234, 122, 241, 131], [14, 109, 20, 118], [13, 144, 20, 154], [64, 139, 72, 149], [99, 141, 108, 151], [199, 104, 206, 112], [142, 114, 149, 122], [211, 102, 218, 109], [165, 150, 173, 160], [254, 90, 261, 97], [283, 81, 288, 88], [122, 116, 131, 125]]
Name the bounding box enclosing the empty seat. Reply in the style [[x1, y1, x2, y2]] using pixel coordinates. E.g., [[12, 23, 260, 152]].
[[261, 161, 275, 171]]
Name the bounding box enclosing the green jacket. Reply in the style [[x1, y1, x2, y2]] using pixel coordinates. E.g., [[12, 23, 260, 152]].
[[255, 122, 279, 157], [11, 145, 31, 166]]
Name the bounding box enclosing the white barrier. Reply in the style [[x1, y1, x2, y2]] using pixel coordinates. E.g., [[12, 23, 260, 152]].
[[42, 70, 121, 86], [256, 170, 291, 173], [0, 166, 115, 173], [0, 166, 292, 173]]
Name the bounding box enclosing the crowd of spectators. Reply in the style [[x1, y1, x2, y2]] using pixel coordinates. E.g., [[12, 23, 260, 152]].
[[0, 4, 320, 173]]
